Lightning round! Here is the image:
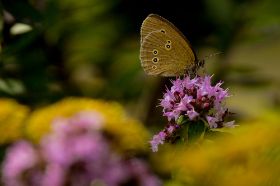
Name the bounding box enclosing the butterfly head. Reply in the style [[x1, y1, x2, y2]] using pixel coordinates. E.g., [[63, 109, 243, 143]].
[[186, 59, 205, 77], [197, 59, 205, 68], [193, 59, 205, 72]]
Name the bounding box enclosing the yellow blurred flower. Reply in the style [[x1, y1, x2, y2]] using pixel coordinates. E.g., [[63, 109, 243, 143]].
[[153, 111, 280, 186], [25, 97, 150, 152], [0, 99, 29, 144]]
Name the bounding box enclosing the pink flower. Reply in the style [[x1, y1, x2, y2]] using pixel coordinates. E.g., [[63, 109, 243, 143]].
[[124, 159, 162, 186], [150, 123, 180, 152], [2, 141, 42, 186], [150, 132, 167, 152], [151, 75, 235, 151], [160, 75, 233, 128], [2, 111, 161, 186], [187, 109, 199, 120], [206, 116, 219, 128], [177, 95, 193, 111]]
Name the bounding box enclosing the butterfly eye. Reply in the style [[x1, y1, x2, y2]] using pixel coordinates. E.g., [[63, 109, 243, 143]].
[[165, 44, 171, 50], [153, 49, 158, 55], [152, 57, 159, 63], [160, 29, 166, 33], [197, 60, 205, 67]]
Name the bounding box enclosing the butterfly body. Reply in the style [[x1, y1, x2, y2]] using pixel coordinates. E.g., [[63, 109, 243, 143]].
[[140, 14, 202, 77]]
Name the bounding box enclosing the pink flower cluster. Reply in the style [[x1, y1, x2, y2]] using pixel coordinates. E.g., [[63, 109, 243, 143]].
[[150, 123, 180, 152], [150, 75, 235, 152], [161, 75, 234, 127], [2, 111, 161, 186]]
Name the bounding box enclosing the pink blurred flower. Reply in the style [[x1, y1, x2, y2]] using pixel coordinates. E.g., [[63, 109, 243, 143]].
[[2, 111, 161, 186], [2, 141, 43, 186], [124, 159, 162, 186]]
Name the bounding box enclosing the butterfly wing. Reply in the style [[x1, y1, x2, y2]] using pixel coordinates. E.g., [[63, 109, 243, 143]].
[[141, 14, 179, 43], [141, 14, 165, 43], [140, 15, 197, 76], [140, 14, 196, 51], [140, 31, 195, 76]]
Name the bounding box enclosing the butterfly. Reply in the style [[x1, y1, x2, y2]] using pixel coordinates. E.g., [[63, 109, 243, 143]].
[[140, 14, 205, 77]]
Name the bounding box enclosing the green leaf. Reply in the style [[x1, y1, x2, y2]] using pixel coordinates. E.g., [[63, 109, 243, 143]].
[[0, 78, 25, 95], [188, 120, 207, 143], [178, 123, 189, 143], [176, 115, 188, 125]]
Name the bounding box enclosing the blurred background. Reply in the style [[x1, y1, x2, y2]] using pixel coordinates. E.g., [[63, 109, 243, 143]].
[[1, 0, 280, 125]]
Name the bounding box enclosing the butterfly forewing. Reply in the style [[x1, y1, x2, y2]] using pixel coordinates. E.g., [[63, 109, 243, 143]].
[[140, 14, 197, 76], [140, 14, 169, 43]]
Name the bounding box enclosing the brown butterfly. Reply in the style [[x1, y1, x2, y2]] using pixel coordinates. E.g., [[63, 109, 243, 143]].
[[140, 14, 205, 77]]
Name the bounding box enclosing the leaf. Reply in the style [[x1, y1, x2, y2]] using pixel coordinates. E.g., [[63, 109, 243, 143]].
[[0, 78, 25, 95], [176, 115, 188, 125], [188, 120, 206, 143]]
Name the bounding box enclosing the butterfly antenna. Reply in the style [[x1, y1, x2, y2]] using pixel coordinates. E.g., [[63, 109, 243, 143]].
[[202, 52, 223, 61]]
